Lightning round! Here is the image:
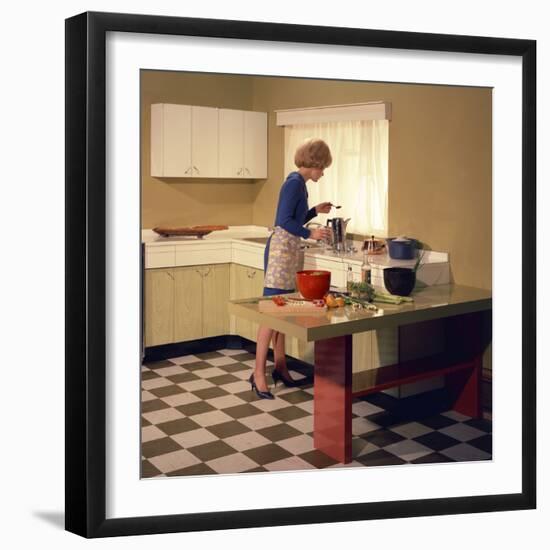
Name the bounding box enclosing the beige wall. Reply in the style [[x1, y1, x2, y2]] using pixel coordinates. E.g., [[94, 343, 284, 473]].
[[141, 71, 492, 290], [249, 77, 492, 290], [141, 71, 257, 228]]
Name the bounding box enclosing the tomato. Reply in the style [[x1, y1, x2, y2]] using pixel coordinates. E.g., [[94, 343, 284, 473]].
[[272, 296, 286, 307]]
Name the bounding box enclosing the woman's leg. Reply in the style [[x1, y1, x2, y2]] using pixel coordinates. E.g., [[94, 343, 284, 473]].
[[272, 331, 294, 380], [254, 325, 274, 392]]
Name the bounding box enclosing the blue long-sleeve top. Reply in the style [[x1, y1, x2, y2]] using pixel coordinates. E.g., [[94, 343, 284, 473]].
[[273, 172, 317, 239]]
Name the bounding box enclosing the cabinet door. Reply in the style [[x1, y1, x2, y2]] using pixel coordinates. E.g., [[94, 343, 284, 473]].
[[174, 266, 203, 342], [145, 268, 175, 346], [191, 106, 218, 178], [218, 109, 244, 178], [202, 264, 231, 337], [230, 264, 263, 341], [244, 111, 267, 178], [160, 104, 193, 177]]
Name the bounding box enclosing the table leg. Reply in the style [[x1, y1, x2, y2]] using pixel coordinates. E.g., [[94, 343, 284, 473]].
[[445, 312, 484, 419], [313, 334, 353, 463]]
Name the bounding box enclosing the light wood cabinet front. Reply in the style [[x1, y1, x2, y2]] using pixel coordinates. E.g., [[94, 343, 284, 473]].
[[174, 266, 203, 342], [145, 268, 175, 347], [202, 264, 231, 337], [230, 264, 264, 341]]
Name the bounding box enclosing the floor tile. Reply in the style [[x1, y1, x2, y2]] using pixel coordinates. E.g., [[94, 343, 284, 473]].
[[355, 449, 407, 467], [157, 417, 202, 436], [222, 403, 264, 420], [169, 354, 201, 365], [141, 459, 162, 478], [205, 394, 248, 410], [352, 417, 381, 436], [287, 415, 313, 434], [363, 429, 406, 448], [384, 439, 433, 462], [352, 400, 384, 417], [269, 406, 310, 423], [188, 440, 239, 462], [142, 407, 184, 426], [205, 356, 239, 367], [464, 418, 493, 433], [388, 421, 434, 439], [277, 390, 313, 406], [438, 422, 487, 442], [257, 423, 303, 442], [413, 431, 462, 452], [191, 367, 228, 379], [276, 434, 315, 455], [219, 381, 251, 394], [141, 398, 171, 414], [141, 390, 158, 402], [142, 437, 183, 459], [207, 452, 259, 474], [166, 372, 200, 384], [148, 448, 201, 473], [441, 410, 471, 422], [217, 349, 249, 356], [142, 377, 174, 391], [141, 425, 166, 443], [418, 414, 457, 430], [243, 443, 293, 465], [161, 392, 201, 408], [440, 443, 492, 462], [207, 374, 242, 386], [176, 400, 216, 417], [298, 449, 339, 469], [263, 455, 314, 472], [177, 379, 214, 392], [149, 384, 184, 399], [154, 365, 190, 378], [238, 413, 282, 431], [191, 410, 234, 427], [224, 431, 272, 452], [192, 386, 230, 401], [205, 420, 250, 439], [411, 452, 455, 464], [168, 462, 218, 477], [171, 428, 219, 449], [468, 434, 492, 454], [145, 359, 176, 370], [195, 351, 224, 360]]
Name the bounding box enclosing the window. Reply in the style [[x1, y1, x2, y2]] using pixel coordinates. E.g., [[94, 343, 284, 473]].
[[277, 103, 390, 236]]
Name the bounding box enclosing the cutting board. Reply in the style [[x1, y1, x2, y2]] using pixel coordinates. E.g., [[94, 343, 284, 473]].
[[258, 299, 328, 314]]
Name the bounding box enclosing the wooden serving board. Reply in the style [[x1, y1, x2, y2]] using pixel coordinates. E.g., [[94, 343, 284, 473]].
[[258, 299, 328, 314]]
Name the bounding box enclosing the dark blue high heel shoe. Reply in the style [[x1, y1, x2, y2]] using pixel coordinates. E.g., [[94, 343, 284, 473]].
[[272, 369, 300, 388], [249, 374, 274, 400]]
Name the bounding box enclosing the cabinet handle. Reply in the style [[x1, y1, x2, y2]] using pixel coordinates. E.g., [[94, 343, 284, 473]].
[[193, 165, 200, 174], [202, 267, 211, 277], [247, 270, 256, 278], [245, 167, 251, 175], [185, 166, 192, 175], [166, 271, 174, 280], [237, 168, 243, 176]]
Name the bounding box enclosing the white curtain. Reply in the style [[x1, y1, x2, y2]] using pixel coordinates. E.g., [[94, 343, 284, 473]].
[[284, 120, 389, 236]]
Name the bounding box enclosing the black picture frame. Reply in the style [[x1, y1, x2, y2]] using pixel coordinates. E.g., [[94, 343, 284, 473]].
[[65, 11, 536, 538]]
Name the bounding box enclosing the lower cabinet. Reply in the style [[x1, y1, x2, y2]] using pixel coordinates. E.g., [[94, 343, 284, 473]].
[[230, 263, 264, 342], [145, 264, 230, 347]]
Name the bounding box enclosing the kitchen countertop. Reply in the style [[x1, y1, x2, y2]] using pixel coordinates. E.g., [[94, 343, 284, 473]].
[[142, 226, 448, 268], [228, 284, 491, 342]]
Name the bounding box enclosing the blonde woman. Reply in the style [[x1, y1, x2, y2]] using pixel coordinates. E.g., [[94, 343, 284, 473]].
[[251, 139, 334, 399]]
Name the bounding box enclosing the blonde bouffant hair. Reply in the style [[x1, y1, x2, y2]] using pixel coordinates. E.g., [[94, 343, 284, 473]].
[[294, 139, 332, 169]]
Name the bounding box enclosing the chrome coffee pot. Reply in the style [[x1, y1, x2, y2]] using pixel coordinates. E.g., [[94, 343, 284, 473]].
[[326, 217, 351, 252]]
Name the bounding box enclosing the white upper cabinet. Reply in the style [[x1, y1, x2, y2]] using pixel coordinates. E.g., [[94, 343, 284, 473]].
[[244, 111, 268, 178], [219, 109, 268, 179], [151, 104, 267, 179], [218, 109, 244, 178], [151, 104, 218, 178]]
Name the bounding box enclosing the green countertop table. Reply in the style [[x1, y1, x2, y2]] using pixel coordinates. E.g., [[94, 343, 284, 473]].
[[228, 284, 492, 463]]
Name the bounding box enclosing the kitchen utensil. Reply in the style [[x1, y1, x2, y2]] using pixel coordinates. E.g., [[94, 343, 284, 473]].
[[326, 218, 351, 252], [383, 267, 416, 296], [295, 270, 331, 300], [386, 236, 418, 259], [152, 225, 228, 238]]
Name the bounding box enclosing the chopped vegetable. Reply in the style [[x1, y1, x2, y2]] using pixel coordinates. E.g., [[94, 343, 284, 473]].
[[272, 296, 287, 307]]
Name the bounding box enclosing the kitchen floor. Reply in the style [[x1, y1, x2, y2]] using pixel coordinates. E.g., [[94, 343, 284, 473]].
[[141, 349, 492, 477]]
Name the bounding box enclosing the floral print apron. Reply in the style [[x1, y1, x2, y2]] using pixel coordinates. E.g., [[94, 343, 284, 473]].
[[264, 226, 301, 290]]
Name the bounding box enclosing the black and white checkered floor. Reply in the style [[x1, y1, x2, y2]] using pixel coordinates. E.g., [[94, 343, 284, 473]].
[[141, 349, 492, 478]]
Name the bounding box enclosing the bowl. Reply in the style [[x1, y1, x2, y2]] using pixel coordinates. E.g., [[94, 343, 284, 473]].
[[296, 270, 331, 300], [383, 267, 416, 296], [386, 237, 418, 259]]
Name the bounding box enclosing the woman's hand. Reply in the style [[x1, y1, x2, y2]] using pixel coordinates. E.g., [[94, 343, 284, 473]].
[[309, 227, 331, 241], [315, 202, 333, 214]]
